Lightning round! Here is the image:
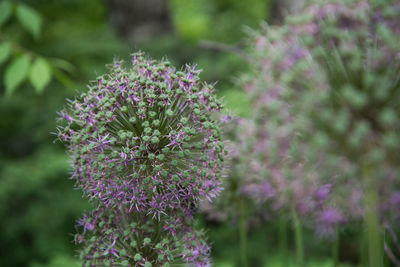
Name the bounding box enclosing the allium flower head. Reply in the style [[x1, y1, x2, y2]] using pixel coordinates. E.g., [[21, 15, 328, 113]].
[[57, 52, 225, 218], [56, 52, 226, 266], [226, 0, 400, 235], [74, 206, 211, 266], [315, 207, 346, 239], [238, 0, 400, 242]]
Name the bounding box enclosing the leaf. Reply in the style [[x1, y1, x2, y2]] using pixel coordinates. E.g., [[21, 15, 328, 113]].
[[0, 42, 12, 66], [49, 58, 76, 73], [29, 58, 52, 93], [0, 1, 12, 28], [16, 4, 42, 39], [51, 68, 75, 89], [4, 54, 31, 96]]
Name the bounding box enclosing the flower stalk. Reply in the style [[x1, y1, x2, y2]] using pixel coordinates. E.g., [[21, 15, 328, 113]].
[[362, 160, 383, 267], [292, 205, 304, 267], [238, 197, 248, 267]]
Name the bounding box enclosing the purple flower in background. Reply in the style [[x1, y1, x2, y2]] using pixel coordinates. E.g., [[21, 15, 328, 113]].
[[231, 0, 400, 235], [316, 207, 346, 239], [315, 184, 332, 203], [390, 192, 400, 206]]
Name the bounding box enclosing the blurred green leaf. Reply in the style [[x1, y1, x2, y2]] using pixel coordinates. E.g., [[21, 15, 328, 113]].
[[16, 4, 42, 39], [29, 58, 52, 93], [170, 0, 211, 42], [4, 54, 31, 96], [219, 89, 251, 117], [0, 1, 12, 28], [0, 42, 12, 66], [51, 67, 75, 89], [30, 254, 81, 267], [49, 58, 76, 73]]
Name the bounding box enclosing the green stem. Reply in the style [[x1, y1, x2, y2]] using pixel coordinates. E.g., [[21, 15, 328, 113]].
[[362, 161, 383, 267], [361, 227, 368, 267], [333, 226, 339, 267], [239, 197, 248, 267], [279, 215, 289, 266], [291, 206, 304, 267]]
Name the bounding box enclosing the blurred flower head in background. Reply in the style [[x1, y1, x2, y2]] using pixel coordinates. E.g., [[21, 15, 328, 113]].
[[208, 0, 400, 242]]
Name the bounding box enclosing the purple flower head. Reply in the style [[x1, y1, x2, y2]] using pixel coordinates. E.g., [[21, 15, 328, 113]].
[[315, 207, 346, 239], [390, 191, 400, 206], [221, 114, 232, 124], [315, 184, 332, 202], [57, 51, 227, 266], [57, 51, 226, 218], [241, 181, 275, 205], [231, 0, 400, 233], [389, 191, 400, 221], [75, 205, 211, 266]]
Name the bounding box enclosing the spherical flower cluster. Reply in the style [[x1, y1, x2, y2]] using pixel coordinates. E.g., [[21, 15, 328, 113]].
[[57, 52, 225, 217], [74, 206, 211, 266], [281, 0, 400, 222], [229, 0, 400, 238], [57, 52, 226, 266]]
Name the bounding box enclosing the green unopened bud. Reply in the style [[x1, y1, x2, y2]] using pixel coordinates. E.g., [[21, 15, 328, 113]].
[[134, 253, 142, 261], [120, 249, 127, 256], [152, 119, 160, 127], [144, 237, 151, 245]]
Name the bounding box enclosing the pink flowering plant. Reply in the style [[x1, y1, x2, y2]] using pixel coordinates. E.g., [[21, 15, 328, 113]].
[[56, 52, 226, 266], [212, 0, 400, 266]]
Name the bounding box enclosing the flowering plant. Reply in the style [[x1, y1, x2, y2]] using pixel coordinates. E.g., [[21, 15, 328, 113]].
[[56, 52, 226, 266], [218, 0, 400, 265]]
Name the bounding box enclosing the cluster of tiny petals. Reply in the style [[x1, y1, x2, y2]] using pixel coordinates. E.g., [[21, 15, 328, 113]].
[[57, 52, 226, 266], [57, 52, 225, 218], [74, 206, 211, 267], [180, 230, 212, 267], [235, 0, 400, 235]]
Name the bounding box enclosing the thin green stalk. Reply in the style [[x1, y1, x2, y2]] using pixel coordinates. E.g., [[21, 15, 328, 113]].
[[362, 161, 383, 267], [279, 215, 289, 266], [332, 226, 339, 267], [238, 197, 248, 267], [291, 206, 304, 267], [361, 227, 368, 267]]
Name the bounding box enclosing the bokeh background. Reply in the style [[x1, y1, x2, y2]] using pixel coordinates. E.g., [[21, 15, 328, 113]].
[[0, 0, 382, 266]]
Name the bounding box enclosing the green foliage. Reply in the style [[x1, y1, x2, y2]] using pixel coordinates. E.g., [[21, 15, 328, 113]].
[[169, 0, 211, 42], [0, 0, 129, 266], [29, 58, 52, 93], [218, 88, 251, 117], [0, 84, 89, 266], [16, 3, 42, 40], [169, 0, 272, 43], [0, 41, 12, 65], [0, 1, 12, 27], [5, 54, 31, 96], [31, 254, 81, 267], [0, 2, 71, 96]]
